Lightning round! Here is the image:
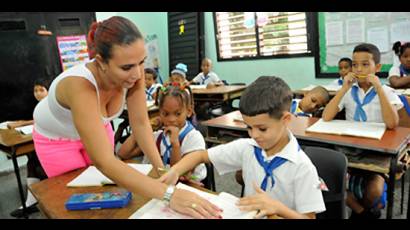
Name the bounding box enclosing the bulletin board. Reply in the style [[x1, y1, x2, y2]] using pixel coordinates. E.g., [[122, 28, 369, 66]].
[[314, 12, 410, 78], [56, 35, 90, 71]]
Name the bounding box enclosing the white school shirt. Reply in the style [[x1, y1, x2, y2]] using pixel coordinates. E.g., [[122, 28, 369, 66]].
[[388, 65, 410, 80], [192, 72, 221, 85], [208, 131, 326, 214], [142, 122, 207, 181], [337, 83, 403, 123], [145, 83, 162, 101]]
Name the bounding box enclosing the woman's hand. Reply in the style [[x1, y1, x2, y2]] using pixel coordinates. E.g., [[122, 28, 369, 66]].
[[237, 182, 284, 218], [170, 188, 223, 219]]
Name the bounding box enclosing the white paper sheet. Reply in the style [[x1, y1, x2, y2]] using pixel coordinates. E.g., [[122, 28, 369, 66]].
[[306, 119, 386, 140], [67, 164, 153, 187]]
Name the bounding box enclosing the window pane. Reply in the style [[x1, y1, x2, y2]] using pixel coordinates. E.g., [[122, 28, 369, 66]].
[[215, 12, 258, 59], [257, 12, 309, 56], [214, 12, 311, 59]]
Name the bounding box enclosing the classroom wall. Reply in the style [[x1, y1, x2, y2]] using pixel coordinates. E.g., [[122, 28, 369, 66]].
[[95, 12, 169, 79], [203, 12, 391, 89]]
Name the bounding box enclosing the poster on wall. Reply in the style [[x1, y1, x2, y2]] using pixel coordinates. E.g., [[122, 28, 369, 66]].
[[144, 34, 163, 83], [57, 35, 90, 71], [144, 34, 160, 70]]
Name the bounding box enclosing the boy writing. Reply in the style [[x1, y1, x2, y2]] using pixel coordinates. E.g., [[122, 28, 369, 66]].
[[160, 76, 326, 219], [322, 43, 403, 218]]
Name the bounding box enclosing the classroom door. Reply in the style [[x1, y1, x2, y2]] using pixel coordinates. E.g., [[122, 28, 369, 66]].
[[168, 12, 204, 81]]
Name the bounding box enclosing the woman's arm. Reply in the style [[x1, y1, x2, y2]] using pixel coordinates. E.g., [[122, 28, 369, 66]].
[[117, 133, 143, 160], [127, 66, 164, 172], [59, 77, 168, 199]]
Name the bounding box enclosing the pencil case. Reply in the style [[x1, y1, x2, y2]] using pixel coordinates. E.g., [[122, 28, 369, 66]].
[[65, 190, 132, 210]]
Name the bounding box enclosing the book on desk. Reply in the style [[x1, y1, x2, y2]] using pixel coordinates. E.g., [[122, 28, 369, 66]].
[[306, 119, 386, 140], [67, 164, 153, 187], [129, 182, 257, 219]]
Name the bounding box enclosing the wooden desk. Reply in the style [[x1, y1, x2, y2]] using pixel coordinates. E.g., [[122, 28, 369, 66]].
[[30, 165, 270, 219], [201, 111, 410, 219], [30, 167, 154, 219], [293, 89, 337, 99], [114, 105, 160, 145], [0, 128, 35, 218], [191, 85, 246, 103]]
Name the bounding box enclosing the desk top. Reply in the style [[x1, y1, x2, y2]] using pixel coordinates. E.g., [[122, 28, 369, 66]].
[[30, 167, 154, 219], [0, 128, 32, 147], [202, 111, 410, 155], [192, 85, 246, 95]]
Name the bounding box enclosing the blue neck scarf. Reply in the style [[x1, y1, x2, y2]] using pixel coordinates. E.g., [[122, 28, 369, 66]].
[[351, 85, 377, 121], [161, 122, 194, 165], [145, 85, 156, 101], [399, 94, 410, 116], [290, 100, 311, 117], [253, 144, 301, 191], [201, 74, 210, 85], [338, 78, 343, 86], [399, 64, 410, 77]]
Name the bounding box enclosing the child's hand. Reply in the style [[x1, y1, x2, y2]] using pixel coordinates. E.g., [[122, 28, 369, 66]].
[[237, 182, 284, 218], [164, 126, 180, 145], [179, 170, 204, 187], [342, 72, 356, 89], [367, 74, 382, 91], [157, 168, 179, 185]]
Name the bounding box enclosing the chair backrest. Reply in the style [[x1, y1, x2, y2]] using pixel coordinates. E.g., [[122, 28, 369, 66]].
[[304, 146, 348, 219]]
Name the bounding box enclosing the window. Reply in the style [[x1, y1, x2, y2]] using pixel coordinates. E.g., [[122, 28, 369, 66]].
[[214, 12, 314, 61]]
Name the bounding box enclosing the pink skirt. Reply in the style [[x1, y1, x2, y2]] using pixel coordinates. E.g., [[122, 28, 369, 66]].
[[33, 122, 114, 178]]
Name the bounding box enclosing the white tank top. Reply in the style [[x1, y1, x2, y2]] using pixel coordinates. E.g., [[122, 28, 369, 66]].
[[33, 62, 127, 140]]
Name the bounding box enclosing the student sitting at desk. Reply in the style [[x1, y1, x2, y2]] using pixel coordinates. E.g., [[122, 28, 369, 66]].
[[145, 68, 161, 102], [190, 58, 223, 88], [10, 78, 50, 218], [322, 43, 403, 219], [335, 57, 352, 87], [388, 41, 410, 89], [291, 86, 330, 117], [169, 63, 189, 86], [118, 84, 207, 185], [160, 76, 326, 219]]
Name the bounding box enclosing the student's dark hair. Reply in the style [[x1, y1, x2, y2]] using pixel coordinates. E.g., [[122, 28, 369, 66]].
[[155, 83, 194, 112], [338, 57, 352, 67], [353, 43, 381, 64], [87, 16, 143, 62], [239, 76, 293, 119], [392, 41, 410, 58], [311, 86, 330, 104], [145, 68, 158, 80], [34, 78, 50, 90]]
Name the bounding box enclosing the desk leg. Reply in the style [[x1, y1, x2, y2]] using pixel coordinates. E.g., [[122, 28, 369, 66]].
[[407, 173, 410, 219], [11, 147, 28, 219], [386, 155, 398, 219]]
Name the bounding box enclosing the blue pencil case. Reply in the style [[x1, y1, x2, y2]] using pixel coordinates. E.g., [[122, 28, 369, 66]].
[[65, 191, 132, 211]]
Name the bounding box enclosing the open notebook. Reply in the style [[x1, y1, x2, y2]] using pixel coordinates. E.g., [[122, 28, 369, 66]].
[[306, 119, 386, 140], [300, 84, 341, 92], [189, 85, 207, 90], [67, 164, 153, 187], [129, 183, 256, 219]]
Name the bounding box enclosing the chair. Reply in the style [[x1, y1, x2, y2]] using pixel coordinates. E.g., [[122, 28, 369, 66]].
[[209, 82, 246, 117], [304, 146, 348, 219]]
